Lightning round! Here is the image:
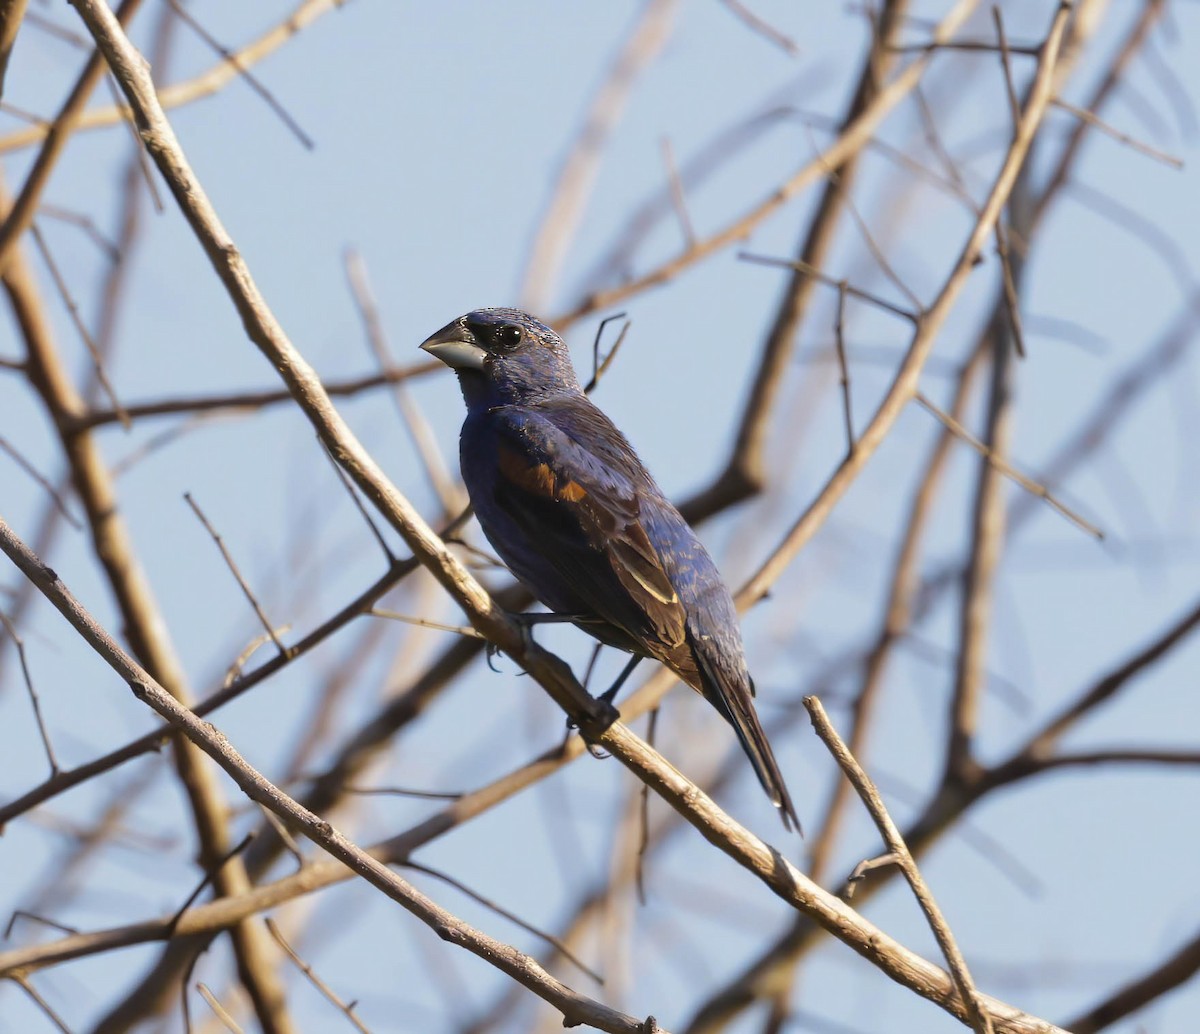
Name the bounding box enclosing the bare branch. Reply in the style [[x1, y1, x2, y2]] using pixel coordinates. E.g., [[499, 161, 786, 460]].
[[660, 135, 696, 247], [73, 362, 441, 431], [0, 609, 59, 776], [165, 0, 313, 149], [0, 435, 79, 529], [740, 0, 1076, 607], [553, 0, 978, 329], [717, 0, 798, 56], [344, 248, 466, 518], [197, 983, 246, 1034], [520, 0, 678, 311], [0, 0, 349, 155], [806, 697, 994, 1034], [12, 976, 72, 1034], [265, 919, 373, 1034], [1065, 927, 1200, 1034], [0, 0, 29, 97], [0, 0, 145, 275], [184, 492, 289, 655], [0, 513, 661, 1033], [29, 222, 129, 426], [1051, 95, 1183, 169], [913, 391, 1101, 538], [403, 860, 604, 986]]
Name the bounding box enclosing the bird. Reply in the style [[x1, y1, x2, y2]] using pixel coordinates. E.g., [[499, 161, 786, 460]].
[[420, 307, 800, 831]]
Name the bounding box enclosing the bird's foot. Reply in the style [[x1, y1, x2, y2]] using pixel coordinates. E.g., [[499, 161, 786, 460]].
[[485, 641, 507, 673], [570, 697, 621, 754]]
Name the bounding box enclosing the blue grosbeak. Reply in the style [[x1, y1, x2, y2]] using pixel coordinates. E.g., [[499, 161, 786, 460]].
[[421, 308, 799, 830]]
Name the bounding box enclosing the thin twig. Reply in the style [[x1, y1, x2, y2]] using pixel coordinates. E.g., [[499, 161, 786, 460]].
[[992, 220, 1027, 358], [990, 6, 1027, 360], [913, 391, 1101, 538], [168, 833, 256, 932], [37, 204, 120, 260], [739, 252, 919, 323], [369, 608, 486, 640], [404, 861, 604, 986], [805, 697, 994, 1034], [636, 706, 659, 905], [717, 0, 798, 56], [816, 158, 922, 312], [992, 7, 1021, 129], [318, 439, 397, 563], [832, 281, 855, 453], [1050, 95, 1183, 168], [344, 248, 466, 518], [890, 39, 1040, 56], [256, 803, 304, 869], [224, 627, 290, 687], [584, 316, 631, 394], [5, 910, 80, 938], [24, 10, 89, 48], [184, 492, 287, 655], [341, 784, 463, 801], [660, 136, 696, 247], [0, 435, 80, 528], [13, 976, 72, 1034], [29, 222, 130, 426], [265, 918, 372, 1033], [0, 610, 59, 775], [912, 84, 971, 201], [165, 0, 313, 149], [520, 0, 678, 310], [197, 983, 246, 1034]]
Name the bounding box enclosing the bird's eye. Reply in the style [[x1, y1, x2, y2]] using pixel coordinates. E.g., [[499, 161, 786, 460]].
[[495, 325, 522, 350]]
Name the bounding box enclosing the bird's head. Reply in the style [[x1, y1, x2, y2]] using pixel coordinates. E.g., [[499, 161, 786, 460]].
[[420, 308, 580, 408]]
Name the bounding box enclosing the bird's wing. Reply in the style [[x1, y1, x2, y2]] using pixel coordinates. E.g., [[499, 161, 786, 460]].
[[489, 407, 687, 652]]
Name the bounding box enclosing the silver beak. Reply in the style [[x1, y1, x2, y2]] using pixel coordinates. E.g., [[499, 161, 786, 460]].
[[419, 320, 487, 371]]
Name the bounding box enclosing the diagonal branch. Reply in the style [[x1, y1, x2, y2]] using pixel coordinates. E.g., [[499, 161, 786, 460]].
[[551, 0, 978, 330], [0, 516, 656, 1034], [0, 512, 1067, 1034], [682, 0, 919, 520], [806, 697, 994, 1034], [0, 0, 144, 275], [62, 5, 1082, 1032], [0, 0, 349, 155], [520, 0, 678, 312], [738, 2, 1075, 609]]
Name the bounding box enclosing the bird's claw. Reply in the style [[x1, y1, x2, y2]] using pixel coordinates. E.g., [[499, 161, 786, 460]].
[[570, 697, 621, 747], [485, 641, 503, 672]]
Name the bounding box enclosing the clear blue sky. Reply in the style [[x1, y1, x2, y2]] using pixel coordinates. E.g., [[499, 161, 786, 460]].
[[1, 3, 1198, 1032]]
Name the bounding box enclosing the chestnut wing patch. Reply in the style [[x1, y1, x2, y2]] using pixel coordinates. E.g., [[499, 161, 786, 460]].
[[493, 441, 684, 650]]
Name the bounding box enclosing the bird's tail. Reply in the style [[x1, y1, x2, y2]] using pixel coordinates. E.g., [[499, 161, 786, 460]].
[[724, 688, 802, 835], [687, 634, 802, 834]]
